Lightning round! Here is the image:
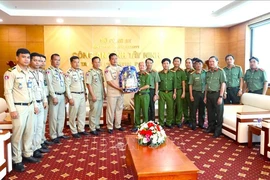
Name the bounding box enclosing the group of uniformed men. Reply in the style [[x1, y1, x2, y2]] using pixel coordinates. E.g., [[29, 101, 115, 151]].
[[3, 48, 268, 172]]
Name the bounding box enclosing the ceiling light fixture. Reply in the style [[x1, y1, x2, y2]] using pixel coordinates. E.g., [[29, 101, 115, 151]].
[[0, 19, 3, 22], [56, 18, 64, 23]]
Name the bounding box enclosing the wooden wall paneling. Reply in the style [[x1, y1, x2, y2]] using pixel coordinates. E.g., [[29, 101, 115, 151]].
[[185, 28, 200, 43], [8, 26, 26, 42], [26, 26, 44, 42]]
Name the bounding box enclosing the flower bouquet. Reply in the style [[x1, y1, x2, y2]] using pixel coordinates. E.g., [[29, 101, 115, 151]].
[[137, 121, 167, 147]]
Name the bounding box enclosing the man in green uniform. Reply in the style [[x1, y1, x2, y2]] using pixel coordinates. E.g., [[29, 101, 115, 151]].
[[86, 56, 106, 136], [223, 54, 243, 104], [204, 56, 226, 138], [189, 58, 206, 130], [171, 57, 186, 128], [145, 58, 160, 122], [158, 58, 176, 128], [183, 58, 194, 127], [243, 57, 268, 95], [131, 62, 150, 132]]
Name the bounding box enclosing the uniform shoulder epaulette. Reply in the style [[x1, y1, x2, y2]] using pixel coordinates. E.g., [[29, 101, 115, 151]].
[[258, 68, 264, 71], [105, 65, 110, 69], [98, 68, 102, 72], [170, 69, 176, 72], [151, 69, 157, 72], [218, 67, 223, 71], [8, 66, 16, 72], [190, 71, 195, 74], [235, 65, 241, 68], [142, 71, 149, 75], [202, 69, 207, 72], [159, 70, 163, 73], [88, 68, 93, 72]]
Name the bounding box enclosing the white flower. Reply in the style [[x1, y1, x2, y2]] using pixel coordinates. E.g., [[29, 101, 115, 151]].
[[142, 138, 148, 144]]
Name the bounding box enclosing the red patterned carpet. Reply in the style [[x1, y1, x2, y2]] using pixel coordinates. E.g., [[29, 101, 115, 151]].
[[5, 121, 270, 180]]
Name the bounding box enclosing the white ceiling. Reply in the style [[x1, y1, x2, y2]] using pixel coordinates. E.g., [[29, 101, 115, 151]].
[[0, 0, 269, 27]]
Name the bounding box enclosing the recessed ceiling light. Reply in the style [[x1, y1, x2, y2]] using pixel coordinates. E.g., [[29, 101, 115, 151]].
[[0, 19, 3, 22], [56, 18, 64, 23]]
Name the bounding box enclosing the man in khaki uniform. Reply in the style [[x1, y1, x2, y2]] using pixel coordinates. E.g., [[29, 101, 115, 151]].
[[29, 53, 49, 159], [223, 54, 243, 104], [171, 57, 186, 128], [65, 56, 88, 139], [46, 53, 69, 143], [39, 54, 53, 147], [243, 57, 268, 95], [4, 48, 40, 172], [204, 56, 226, 138], [104, 53, 124, 134], [86, 56, 106, 135], [145, 58, 160, 121]]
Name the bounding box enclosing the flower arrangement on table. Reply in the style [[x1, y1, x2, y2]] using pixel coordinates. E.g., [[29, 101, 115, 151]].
[[137, 121, 167, 147]]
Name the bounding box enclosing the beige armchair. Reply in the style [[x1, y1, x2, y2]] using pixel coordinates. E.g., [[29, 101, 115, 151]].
[[0, 98, 12, 131], [260, 119, 270, 159]]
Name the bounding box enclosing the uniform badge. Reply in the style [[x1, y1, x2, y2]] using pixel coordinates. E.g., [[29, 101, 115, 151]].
[[95, 78, 98, 82], [46, 71, 50, 74], [4, 75, 9, 80], [105, 69, 108, 74], [18, 83, 23, 89], [60, 81, 64, 87], [27, 81, 32, 88]]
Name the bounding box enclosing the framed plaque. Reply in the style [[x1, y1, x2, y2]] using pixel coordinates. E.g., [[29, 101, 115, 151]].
[[119, 66, 139, 93]]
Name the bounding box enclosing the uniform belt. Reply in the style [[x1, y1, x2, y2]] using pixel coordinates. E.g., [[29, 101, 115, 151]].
[[193, 90, 204, 93], [249, 88, 263, 93], [227, 87, 239, 90], [71, 91, 84, 94], [160, 90, 173, 93], [55, 92, 65, 95], [36, 100, 42, 103], [207, 91, 219, 94], [176, 88, 182, 90], [135, 92, 149, 96], [14, 101, 33, 106]]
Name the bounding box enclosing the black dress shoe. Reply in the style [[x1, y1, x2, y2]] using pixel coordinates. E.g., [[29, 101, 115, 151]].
[[90, 131, 99, 136], [213, 134, 220, 138], [44, 140, 54, 145], [165, 125, 173, 129], [198, 125, 206, 129], [116, 127, 125, 131], [23, 156, 40, 163], [78, 131, 89, 136], [96, 128, 104, 132], [52, 138, 60, 144], [131, 127, 138, 132], [176, 123, 182, 128], [58, 135, 70, 139], [72, 133, 81, 139], [39, 147, 50, 153], [13, 162, 25, 172], [33, 150, 43, 158], [41, 143, 48, 149], [191, 125, 197, 131], [108, 129, 113, 134], [204, 129, 214, 133]]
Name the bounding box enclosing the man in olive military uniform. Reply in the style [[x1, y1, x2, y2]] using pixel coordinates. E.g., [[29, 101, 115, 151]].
[[29, 53, 50, 159], [171, 57, 186, 128], [4, 48, 40, 172], [65, 56, 89, 139], [189, 58, 206, 130], [145, 58, 160, 122], [223, 54, 243, 104], [46, 54, 69, 144], [158, 58, 177, 128], [243, 57, 268, 95], [86, 56, 106, 136], [39, 54, 53, 147], [183, 58, 194, 127], [204, 56, 226, 138], [132, 62, 150, 132], [104, 53, 125, 134]]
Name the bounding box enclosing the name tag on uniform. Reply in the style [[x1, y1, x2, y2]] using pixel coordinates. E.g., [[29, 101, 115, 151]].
[[27, 81, 32, 88], [60, 81, 64, 87]]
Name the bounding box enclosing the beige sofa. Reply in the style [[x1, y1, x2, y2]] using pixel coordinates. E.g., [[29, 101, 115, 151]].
[[223, 93, 270, 143], [0, 98, 12, 131], [260, 119, 270, 159]]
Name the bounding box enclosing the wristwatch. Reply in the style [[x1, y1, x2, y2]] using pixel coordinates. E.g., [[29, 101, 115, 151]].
[[219, 95, 223, 98]]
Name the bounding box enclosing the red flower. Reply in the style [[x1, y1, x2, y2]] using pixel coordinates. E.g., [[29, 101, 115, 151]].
[[156, 125, 160, 131], [147, 122, 155, 128]]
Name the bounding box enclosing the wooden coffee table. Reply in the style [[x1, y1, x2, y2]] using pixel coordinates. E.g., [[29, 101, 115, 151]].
[[248, 125, 261, 148], [125, 135, 199, 180]]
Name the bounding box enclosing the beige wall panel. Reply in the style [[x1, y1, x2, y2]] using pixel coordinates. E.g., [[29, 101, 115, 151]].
[[8, 42, 26, 60], [200, 42, 215, 61], [229, 26, 238, 43], [26, 42, 44, 54], [200, 28, 215, 43], [214, 28, 229, 43], [0, 42, 10, 59], [185, 28, 200, 43], [185, 42, 200, 59]]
